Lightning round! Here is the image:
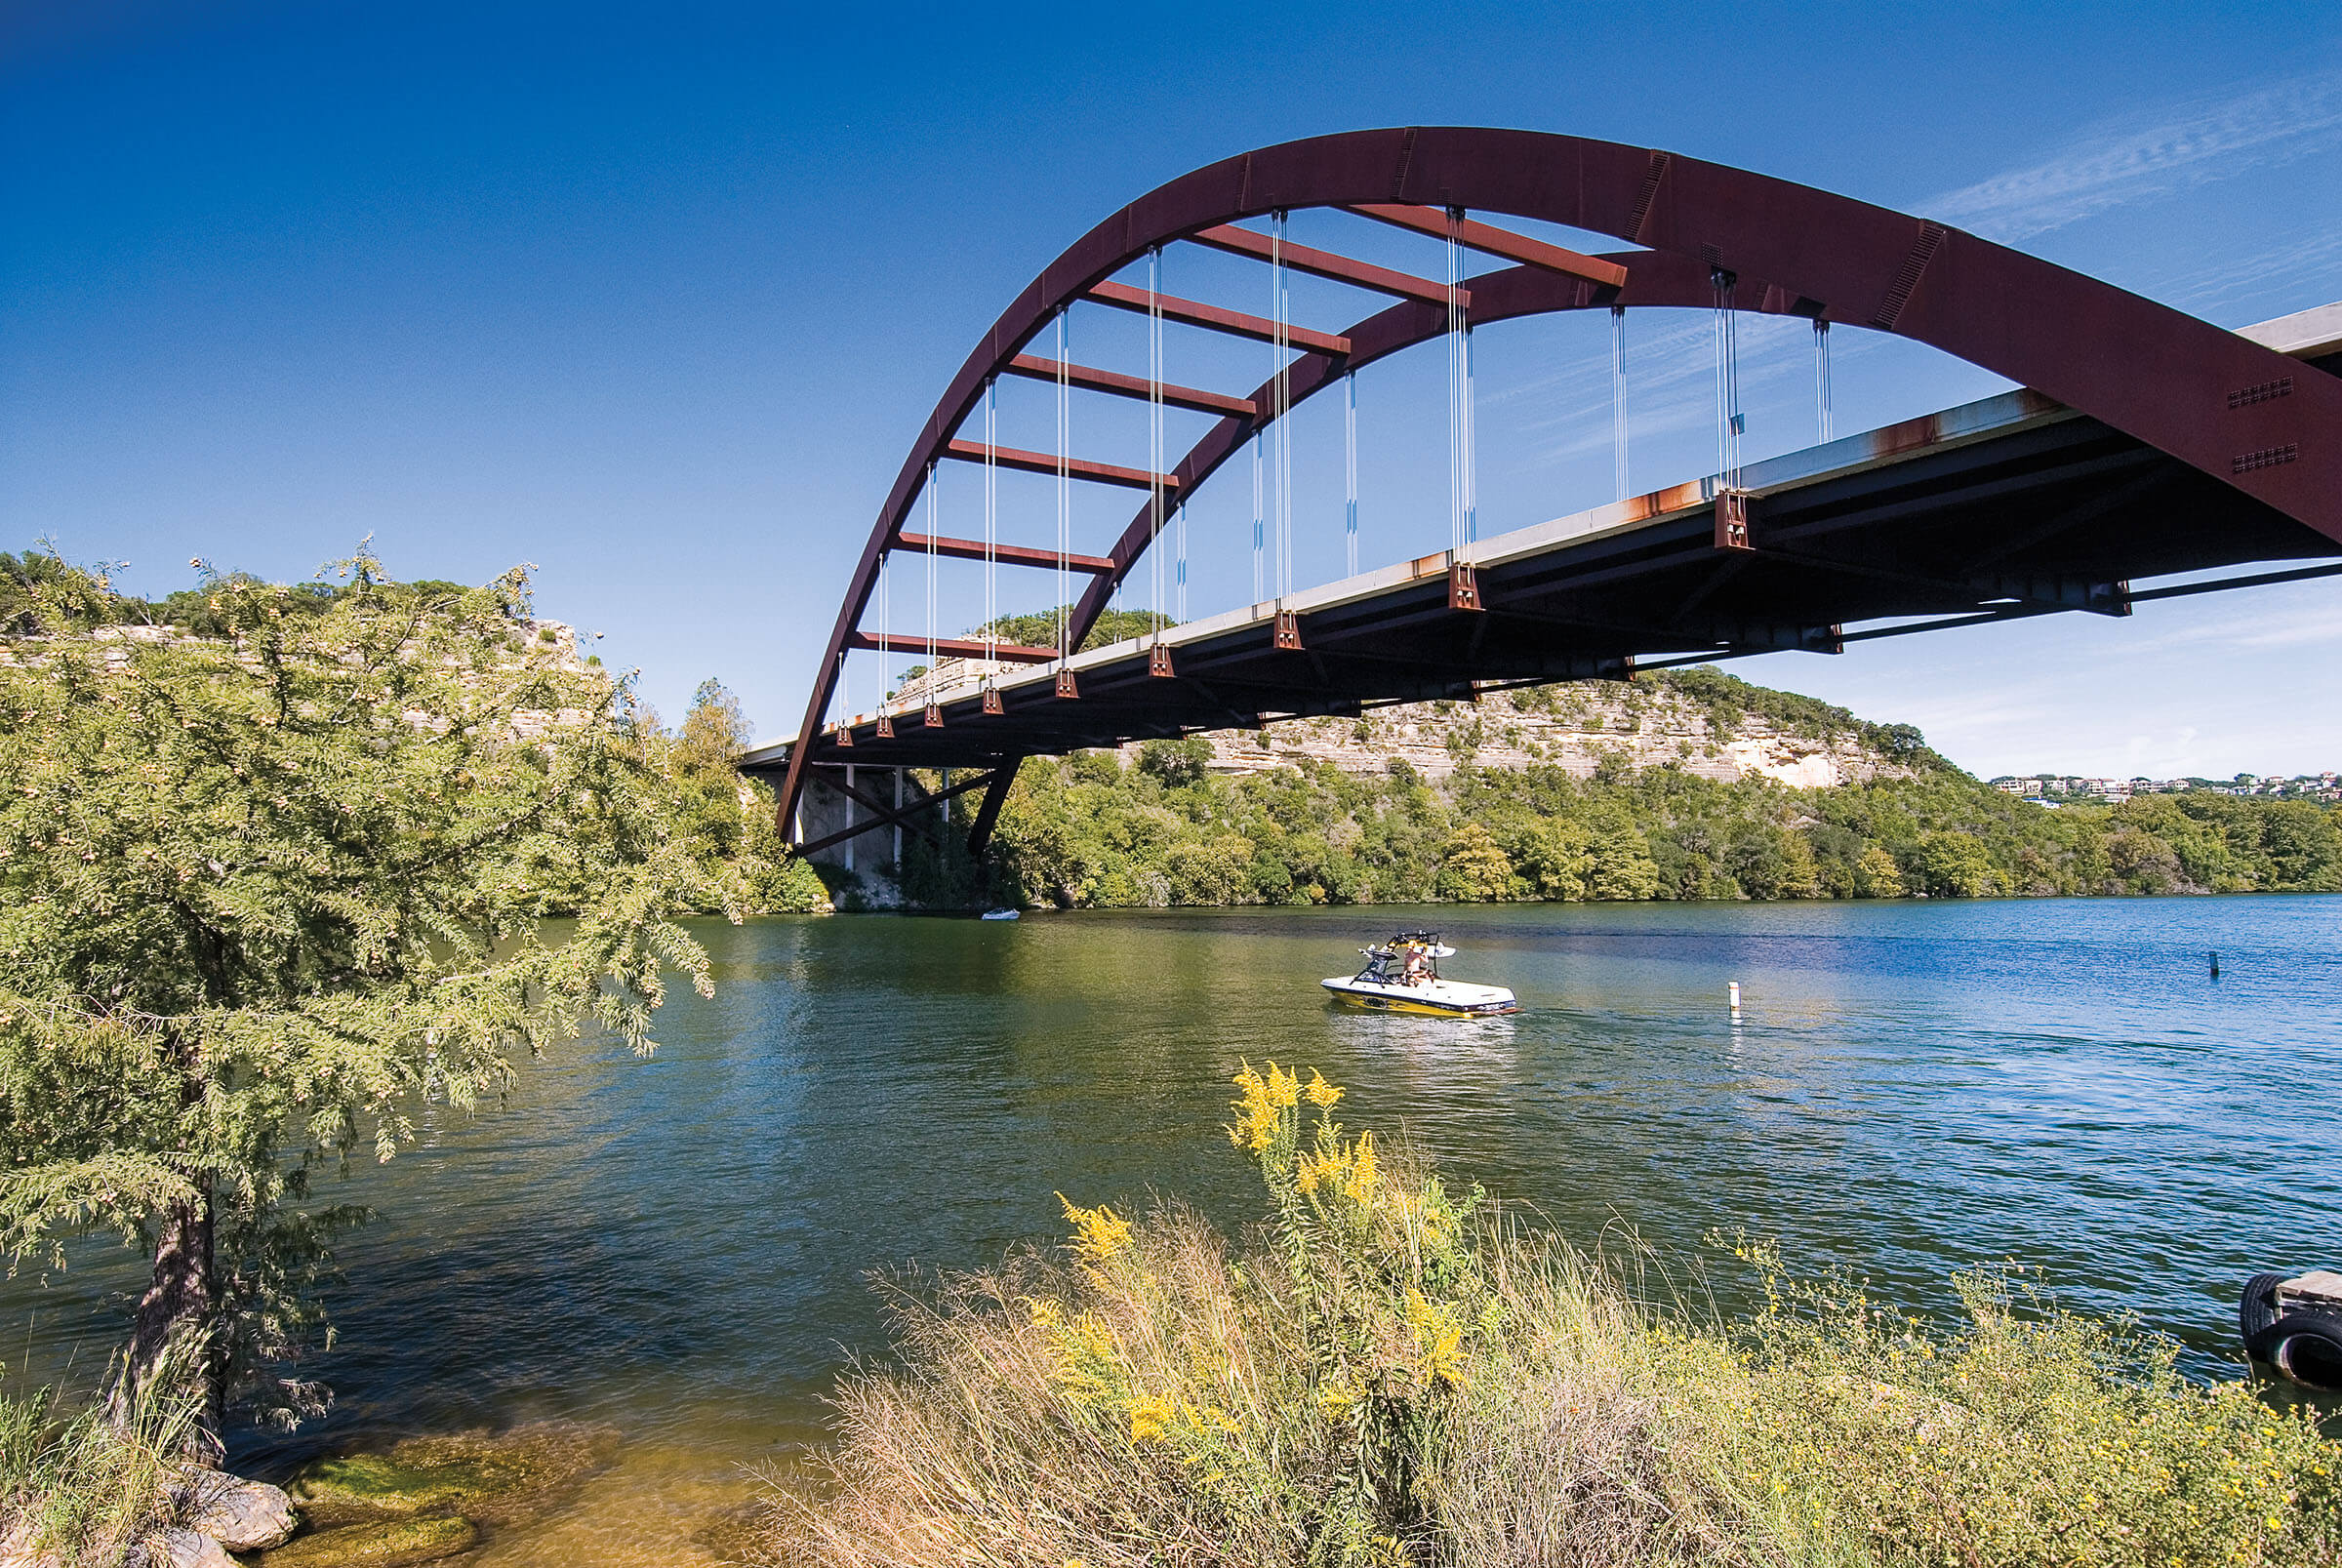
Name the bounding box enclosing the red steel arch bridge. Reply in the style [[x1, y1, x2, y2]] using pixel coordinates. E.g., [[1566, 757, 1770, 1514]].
[[744, 128, 2342, 863]]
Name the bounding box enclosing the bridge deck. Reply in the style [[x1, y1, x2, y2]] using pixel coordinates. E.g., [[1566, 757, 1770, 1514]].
[[745, 303, 2340, 778]]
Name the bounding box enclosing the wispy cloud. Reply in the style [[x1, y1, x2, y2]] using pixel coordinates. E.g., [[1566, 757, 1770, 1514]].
[[2136, 602, 2342, 653], [1923, 69, 2342, 242]]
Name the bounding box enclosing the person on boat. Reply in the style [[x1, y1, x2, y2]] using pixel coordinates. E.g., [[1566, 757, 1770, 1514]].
[[1403, 947, 1430, 985]]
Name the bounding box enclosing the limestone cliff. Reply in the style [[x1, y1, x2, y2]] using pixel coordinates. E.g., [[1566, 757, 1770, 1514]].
[[1113, 671, 1929, 788]]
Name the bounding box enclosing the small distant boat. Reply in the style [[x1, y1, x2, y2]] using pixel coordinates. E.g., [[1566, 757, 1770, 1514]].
[[1322, 932, 1517, 1018], [980, 907, 1021, 921]]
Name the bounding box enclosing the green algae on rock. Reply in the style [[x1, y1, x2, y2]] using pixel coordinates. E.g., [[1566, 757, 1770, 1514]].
[[258, 1514, 480, 1567], [287, 1422, 620, 1530]]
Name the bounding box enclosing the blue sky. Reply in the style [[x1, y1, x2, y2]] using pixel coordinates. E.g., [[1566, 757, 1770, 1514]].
[[4, 1, 2338, 778]]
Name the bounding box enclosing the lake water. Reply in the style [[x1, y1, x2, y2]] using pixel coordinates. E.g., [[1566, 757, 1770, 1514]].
[[12, 896, 2340, 1562]]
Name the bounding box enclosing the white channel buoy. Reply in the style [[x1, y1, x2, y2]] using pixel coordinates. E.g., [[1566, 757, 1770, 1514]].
[[1728, 981, 1742, 1014]]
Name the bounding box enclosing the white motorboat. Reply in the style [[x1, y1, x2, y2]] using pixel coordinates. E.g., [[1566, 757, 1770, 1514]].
[[980, 907, 1021, 921], [1322, 932, 1518, 1017]]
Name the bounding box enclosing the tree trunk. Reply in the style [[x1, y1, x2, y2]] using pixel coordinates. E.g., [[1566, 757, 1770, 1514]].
[[113, 1181, 224, 1460]]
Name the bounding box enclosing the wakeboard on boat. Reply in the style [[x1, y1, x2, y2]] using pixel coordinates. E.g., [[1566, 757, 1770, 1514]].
[[1322, 932, 1518, 1018]]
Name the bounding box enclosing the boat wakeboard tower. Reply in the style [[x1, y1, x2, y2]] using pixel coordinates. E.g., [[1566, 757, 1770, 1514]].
[[1322, 932, 1518, 1018]]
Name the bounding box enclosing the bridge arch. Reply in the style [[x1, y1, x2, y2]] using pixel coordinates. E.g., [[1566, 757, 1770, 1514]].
[[778, 127, 2342, 834]]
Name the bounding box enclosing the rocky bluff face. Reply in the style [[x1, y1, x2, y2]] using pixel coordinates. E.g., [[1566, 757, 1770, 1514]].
[[1122, 678, 1919, 789]]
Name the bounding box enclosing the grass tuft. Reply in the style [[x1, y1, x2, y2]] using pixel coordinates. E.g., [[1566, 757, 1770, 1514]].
[[0, 1353, 201, 1567]]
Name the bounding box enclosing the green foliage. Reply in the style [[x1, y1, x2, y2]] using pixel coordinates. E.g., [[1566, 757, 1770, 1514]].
[[659, 678, 827, 914], [0, 550, 726, 1429], [974, 606, 1173, 656], [772, 1068, 2342, 1566], [961, 695, 2341, 909], [1434, 823, 1513, 902]]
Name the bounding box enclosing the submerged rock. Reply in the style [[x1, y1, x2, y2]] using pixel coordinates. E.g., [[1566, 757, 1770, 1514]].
[[690, 1500, 772, 1564], [257, 1515, 478, 1568], [183, 1471, 299, 1550], [287, 1421, 620, 1529], [149, 1528, 236, 1568]]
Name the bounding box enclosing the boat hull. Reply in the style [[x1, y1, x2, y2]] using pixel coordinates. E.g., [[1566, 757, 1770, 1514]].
[[1321, 977, 1518, 1017]]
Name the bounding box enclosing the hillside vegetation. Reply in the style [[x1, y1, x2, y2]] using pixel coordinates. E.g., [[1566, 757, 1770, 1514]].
[[874, 668, 2342, 910]]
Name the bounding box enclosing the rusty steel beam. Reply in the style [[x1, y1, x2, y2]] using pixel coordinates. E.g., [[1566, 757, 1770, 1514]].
[[940, 439, 1179, 493], [894, 532, 1116, 574], [966, 760, 1022, 857], [1086, 280, 1352, 356], [845, 631, 1060, 663], [789, 766, 1005, 857], [1188, 223, 1464, 306], [1346, 203, 1630, 289], [1004, 354, 1257, 419]]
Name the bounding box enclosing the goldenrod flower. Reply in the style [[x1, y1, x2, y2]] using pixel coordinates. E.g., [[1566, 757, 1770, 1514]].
[[1265, 1062, 1299, 1108], [1226, 1062, 1284, 1153], [1304, 1067, 1344, 1108], [1405, 1288, 1467, 1387], [1057, 1193, 1132, 1263], [1129, 1392, 1173, 1443], [1343, 1128, 1380, 1206]]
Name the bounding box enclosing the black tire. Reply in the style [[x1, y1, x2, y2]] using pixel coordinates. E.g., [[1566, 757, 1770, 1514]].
[[2240, 1271, 2288, 1344], [2245, 1310, 2342, 1393]]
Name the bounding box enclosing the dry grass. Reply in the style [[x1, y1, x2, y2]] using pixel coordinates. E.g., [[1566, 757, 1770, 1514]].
[[0, 1352, 202, 1566], [764, 1065, 2340, 1568]]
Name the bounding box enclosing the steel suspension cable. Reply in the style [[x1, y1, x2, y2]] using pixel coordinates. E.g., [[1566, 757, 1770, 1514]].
[[1272, 210, 1293, 599], [1444, 208, 1478, 551], [1446, 211, 1462, 553], [1814, 319, 1834, 444], [1712, 268, 1744, 490], [1056, 309, 1071, 666], [924, 463, 939, 674], [1610, 305, 1630, 502], [1149, 246, 1165, 638], [984, 378, 998, 676], [1343, 370, 1357, 577], [1175, 500, 1188, 622], [1464, 314, 1478, 545], [1251, 430, 1264, 602]]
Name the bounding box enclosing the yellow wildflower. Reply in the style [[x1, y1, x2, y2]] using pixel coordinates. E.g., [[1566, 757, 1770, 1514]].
[[1265, 1061, 1299, 1108], [1129, 1392, 1173, 1443], [1344, 1128, 1380, 1206], [1404, 1288, 1467, 1387], [1226, 1061, 1290, 1153], [1058, 1193, 1132, 1264], [1303, 1067, 1344, 1108], [1296, 1146, 1343, 1196], [1050, 1311, 1121, 1403]]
